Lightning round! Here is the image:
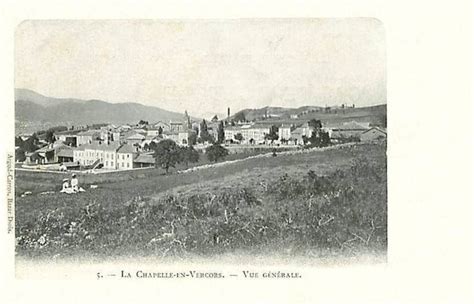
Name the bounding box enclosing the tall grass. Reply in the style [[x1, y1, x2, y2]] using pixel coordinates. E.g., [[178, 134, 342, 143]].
[[16, 151, 386, 259]]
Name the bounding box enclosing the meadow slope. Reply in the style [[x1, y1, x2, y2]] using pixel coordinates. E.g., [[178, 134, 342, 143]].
[[15, 142, 387, 262]]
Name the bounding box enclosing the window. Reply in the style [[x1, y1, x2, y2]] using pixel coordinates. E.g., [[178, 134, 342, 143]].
[[122, 162, 124, 167], [127, 163, 129, 168], [127, 154, 129, 158], [111, 161, 114, 166], [106, 161, 108, 166]]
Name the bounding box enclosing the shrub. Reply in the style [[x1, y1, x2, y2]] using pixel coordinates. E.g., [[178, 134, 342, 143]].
[[206, 144, 229, 163]]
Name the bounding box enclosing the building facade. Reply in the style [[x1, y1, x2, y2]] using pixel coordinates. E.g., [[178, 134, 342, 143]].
[[73, 142, 137, 170]]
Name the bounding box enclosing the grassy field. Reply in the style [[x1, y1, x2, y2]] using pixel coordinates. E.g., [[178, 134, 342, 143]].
[[15, 142, 387, 262], [14, 148, 286, 195]]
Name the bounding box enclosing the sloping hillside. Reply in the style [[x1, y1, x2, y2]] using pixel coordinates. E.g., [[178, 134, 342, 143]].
[[15, 89, 188, 127], [231, 104, 387, 126]]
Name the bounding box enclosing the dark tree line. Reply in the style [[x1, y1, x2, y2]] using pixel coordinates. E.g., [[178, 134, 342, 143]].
[[152, 139, 229, 173]]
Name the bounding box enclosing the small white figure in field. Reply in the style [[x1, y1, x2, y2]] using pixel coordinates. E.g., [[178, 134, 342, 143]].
[[71, 174, 79, 192], [62, 178, 69, 191]]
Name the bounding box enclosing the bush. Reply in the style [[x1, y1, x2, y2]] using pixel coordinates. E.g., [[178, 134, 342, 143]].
[[206, 144, 229, 163]]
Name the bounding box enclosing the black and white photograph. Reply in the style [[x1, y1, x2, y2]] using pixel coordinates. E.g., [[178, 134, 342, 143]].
[[1, 2, 472, 302], [13, 19, 387, 265]]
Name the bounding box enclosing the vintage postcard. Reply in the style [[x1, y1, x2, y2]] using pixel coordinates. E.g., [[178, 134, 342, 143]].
[[1, 1, 472, 303], [13, 19, 387, 269]]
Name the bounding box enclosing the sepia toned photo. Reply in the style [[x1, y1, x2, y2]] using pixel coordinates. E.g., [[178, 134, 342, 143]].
[[14, 19, 387, 268]]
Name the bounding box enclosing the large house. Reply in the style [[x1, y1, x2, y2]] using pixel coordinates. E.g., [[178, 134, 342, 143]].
[[73, 142, 137, 170], [153, 121, 171, 132], [54, 130, 80, 147], [330, 121, 371, 140], [360, 127, 387, 142], [289, 127, 306, 145], [25, 142, 73, 164], [224, 124, 271, 144], [170, 122, 184, 133], [126, 133, 146, 146], [76, 130, 101, 146], [278, 124, 295, 141]]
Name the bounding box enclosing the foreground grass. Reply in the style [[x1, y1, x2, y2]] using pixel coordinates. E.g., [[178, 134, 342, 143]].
[[14, 147, 295, 196], [15, 143, 386, 261]]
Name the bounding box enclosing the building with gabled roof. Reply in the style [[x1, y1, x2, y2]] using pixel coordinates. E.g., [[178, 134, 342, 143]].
[[126, 133, 146, 146], [76, 130, 101, 146], [73, 142, 137, 170], [153, 121, 171, 132], [360, 127, 387, 142], [224, 123, 271, 144], [329, 121, 371, 140], [133, 153, 155, 168]]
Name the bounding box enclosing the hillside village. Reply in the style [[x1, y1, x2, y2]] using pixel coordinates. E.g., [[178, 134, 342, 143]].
[[15, 105, 387, 173]]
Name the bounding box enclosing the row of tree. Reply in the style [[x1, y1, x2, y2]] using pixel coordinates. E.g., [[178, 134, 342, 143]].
[[152, 139, 229, 174], [196, 120, 225, 144]]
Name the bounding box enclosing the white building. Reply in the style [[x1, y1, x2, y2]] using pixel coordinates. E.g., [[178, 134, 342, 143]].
[[73, 142, 137, 170], [224, 124, 271, 144], [278, 124, 294, 140]]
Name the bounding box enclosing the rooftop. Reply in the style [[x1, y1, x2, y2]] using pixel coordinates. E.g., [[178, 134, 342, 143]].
[[75, 142, 122, 152], [329, 121, 371, 130], [77, 130, 101, 136], [126, 133, 146, 140], [134, 153, 155, 164], [117, 144, 137, 154]]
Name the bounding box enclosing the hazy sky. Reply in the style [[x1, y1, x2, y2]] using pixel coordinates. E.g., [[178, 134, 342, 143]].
[[15, 19, 386, 117]]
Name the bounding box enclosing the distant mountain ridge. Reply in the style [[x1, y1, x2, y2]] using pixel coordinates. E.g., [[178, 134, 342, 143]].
[[15, 89, 190, 126]]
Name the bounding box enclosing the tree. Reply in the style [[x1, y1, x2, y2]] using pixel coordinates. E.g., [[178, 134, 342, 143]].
[[234, 133, 243, 142], [152, 139, 182, 173], [307, 130, 331, 148], [302, 135, 309, 145], [308, 119, 322, 130], [308, 132, 320, 147], [15, 147, 26, 162], [264, 125, 279, 142], [138, 120, 149, 125], [199, 119, 214, 142], [217, 121, 225, 143], [206, 144, 229, 163], [188, 131, 197, 146], [158, 126, 163, 135], [180, 146, 199, 168], [149, 141, 158, 151], [320, 131, 331, 147], [200, 119, 209, 137], [45, 130, 55, 144], [15, 136, 23, 147], [22, 134, 40, 152]]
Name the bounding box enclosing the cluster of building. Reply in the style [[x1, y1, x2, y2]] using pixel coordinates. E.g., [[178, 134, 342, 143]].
[[223, 121, 386, 145], [19, 106, 386, 172], [22, 111, 199, 171]]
